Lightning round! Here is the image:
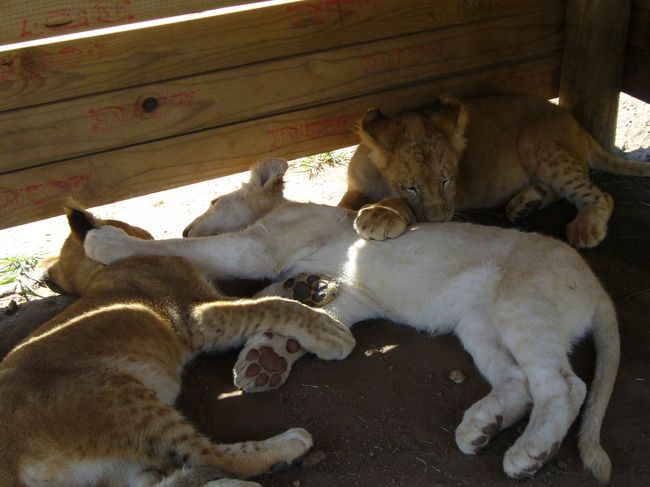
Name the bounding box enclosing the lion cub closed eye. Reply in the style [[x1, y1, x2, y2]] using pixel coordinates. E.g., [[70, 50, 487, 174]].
[[0, 206, 354, 487], [341, 94, 650, 248]]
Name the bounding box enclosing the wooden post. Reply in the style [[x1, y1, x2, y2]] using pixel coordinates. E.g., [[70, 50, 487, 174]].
[[559, 0, 631, 150]]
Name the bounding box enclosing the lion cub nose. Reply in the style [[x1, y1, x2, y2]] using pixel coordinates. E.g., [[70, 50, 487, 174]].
[[424, 205, 449, 222]]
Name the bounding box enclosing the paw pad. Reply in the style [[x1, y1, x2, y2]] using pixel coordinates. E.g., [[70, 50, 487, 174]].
[[283, 273, 339, 307], [243, 345, 288, 388], [234, 332, 306, 393]]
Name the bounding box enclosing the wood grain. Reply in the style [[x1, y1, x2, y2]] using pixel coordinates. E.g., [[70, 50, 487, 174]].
[[0, 0, 560, 112], [559, 0, 632, 150], [0, 56, 561, 229], [0, 0, 249, 46], [623, 46, 650, 103], [628, 1, 650, 49], [623, 1, 650, 102], [0, 7, 565, 173]]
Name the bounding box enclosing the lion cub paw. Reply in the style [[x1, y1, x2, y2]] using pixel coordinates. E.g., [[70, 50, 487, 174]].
[[283, 273, 339, 307], [503, 440, 561, 479], [455, 393, 505, 454], [354, 206, 408, 240], [505, 183, 555, 222], [265, 428, 314, 470], [234, 331, 306, 393], [566, 208, 608, 248]]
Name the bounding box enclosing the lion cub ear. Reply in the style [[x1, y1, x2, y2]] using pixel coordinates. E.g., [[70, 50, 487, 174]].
[[426, 95, 468, 154], [63, 205, 99, 243], [357, 108, 400, 153], [249, 158, 288, 192]]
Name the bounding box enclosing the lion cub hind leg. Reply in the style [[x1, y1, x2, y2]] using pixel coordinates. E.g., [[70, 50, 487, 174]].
[[454, 312, 532, 455], [279, 273, 340, 308], [108, 385, 311, 481], [210, 428, 313, 478], [234, 331, 307, 393], [532, 141, 613, 248], [565, 192, 614, 249], [505, 182, 558, 222], [499, 332, 586, 479]]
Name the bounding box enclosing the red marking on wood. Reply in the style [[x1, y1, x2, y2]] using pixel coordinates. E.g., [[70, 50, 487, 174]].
[[1, 175, 91, 208], [0, 42, 106, 83], [88, 105, 134, 132], [18, 1, 134, 39], [92, 1, 135, 23], [0, 189, 22, 207], [44, 42, 106, 69], [88, 91, 196, 132], [268, 113, 357, 150], [361, 40, 445, 75], [498, 68, 560, 94], [287, 0, 378, 28], [0, 53, 43, 83]]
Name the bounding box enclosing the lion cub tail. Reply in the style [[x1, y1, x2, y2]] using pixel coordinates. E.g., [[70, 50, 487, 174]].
[[578, 295, 620, 482], [588, 133, 650, 176]]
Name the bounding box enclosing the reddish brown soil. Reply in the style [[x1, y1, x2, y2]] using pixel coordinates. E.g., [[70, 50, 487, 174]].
[[1, 173, 648, 487]]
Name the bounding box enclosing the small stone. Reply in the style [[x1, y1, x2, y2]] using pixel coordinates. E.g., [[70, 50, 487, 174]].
[[292, 481, 301, 487], [448, 369, 466, 384], [4, 299, 18, 316], [301, 449, 326, 468]]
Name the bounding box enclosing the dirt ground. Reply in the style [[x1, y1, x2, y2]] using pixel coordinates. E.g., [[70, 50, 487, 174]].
[[0, 94, 649, 486]]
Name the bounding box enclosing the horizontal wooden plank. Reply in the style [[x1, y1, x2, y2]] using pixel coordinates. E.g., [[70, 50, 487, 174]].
[[623, 45, 650, 103], [0, 56, 561, 229], [0, 0, 562, 112], [628, 3, 650, 50], [0, 0, 249, 46], [0, 7, 565, 173]]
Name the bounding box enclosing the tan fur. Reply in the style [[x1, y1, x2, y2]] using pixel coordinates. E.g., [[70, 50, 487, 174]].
[[342, 94, 650, 248], [0, 206, 354, 487]]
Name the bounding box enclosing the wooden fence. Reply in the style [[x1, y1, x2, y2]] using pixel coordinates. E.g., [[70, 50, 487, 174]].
[[0, 0, 646, 229]]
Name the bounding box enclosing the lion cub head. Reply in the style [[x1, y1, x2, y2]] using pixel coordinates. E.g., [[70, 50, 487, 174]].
[[44, 205, 153, 295], [358, 95, 468, 222], [183, 158, 289, 237]]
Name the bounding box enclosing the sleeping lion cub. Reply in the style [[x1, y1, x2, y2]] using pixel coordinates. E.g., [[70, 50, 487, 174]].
[[341, 94, 650, 248], [0, 206, 354, 487]]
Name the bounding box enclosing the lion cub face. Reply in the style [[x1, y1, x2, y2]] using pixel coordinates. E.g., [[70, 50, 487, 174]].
[[358, 96, 468, 222]]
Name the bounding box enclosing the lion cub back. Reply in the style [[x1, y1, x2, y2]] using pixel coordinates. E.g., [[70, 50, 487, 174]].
[[0, 209, 217, 486]]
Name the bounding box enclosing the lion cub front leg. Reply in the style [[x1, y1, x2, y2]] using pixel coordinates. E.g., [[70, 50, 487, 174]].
[[232, 275, 339, 393], [505, 182, 557, 222], [189, 297, 355, 360], [339, 189, 370, 210], [354, 197, 415, 240]]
